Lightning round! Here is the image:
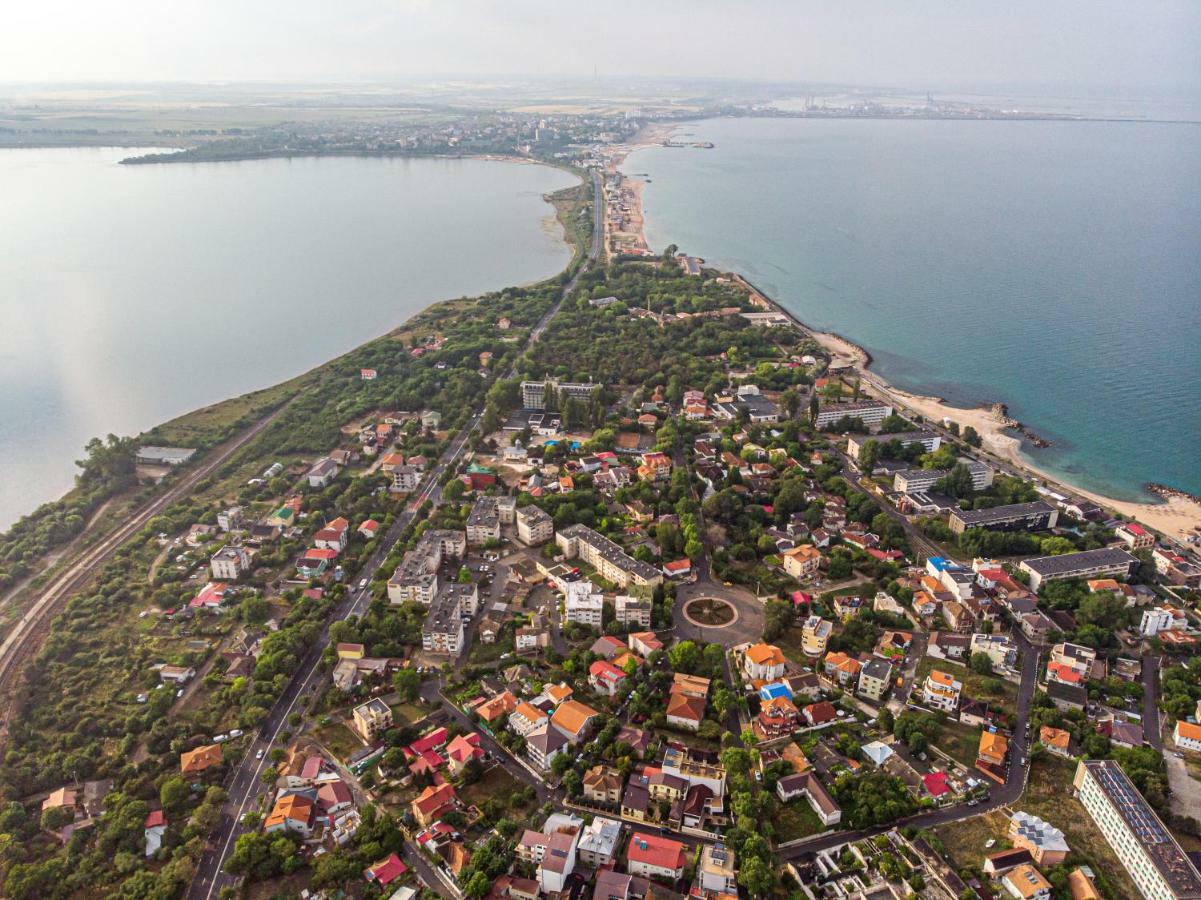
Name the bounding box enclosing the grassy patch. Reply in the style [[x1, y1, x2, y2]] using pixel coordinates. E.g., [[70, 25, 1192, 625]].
[[313, 722, 363, 761], [932, 809, 1008, 867], [390, 701, 428, 726], [914, 656, 1017, 707], [774, 625, 817, 668], [773, 797, 825, 843], [936, 719, 983, 769]]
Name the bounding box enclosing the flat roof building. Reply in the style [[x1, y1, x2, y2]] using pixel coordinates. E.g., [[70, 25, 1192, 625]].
[[556, 524, 662, 589], [1074, 759, 1201, 900], [814, 400, 892, 429], [1021, 548, 1139, 593], [949, 501, 1058, 535]]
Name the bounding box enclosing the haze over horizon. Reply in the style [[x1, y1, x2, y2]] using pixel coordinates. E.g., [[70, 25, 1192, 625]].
[[3, 1, 1200, 99]]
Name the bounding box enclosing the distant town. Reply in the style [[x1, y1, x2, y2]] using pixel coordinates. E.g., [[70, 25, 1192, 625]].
[[0, 109, 1199, 900]]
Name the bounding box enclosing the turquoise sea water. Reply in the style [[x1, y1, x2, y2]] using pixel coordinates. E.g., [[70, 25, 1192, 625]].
[[633, 117, 1201, 502], [0, 149, 577, 529]]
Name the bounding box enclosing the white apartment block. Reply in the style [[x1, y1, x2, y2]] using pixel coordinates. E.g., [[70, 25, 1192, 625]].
[[555, 524, 663, 589], [1074, 760, 1201, 900], [564, 581, 604, 628], [517, 505, 554, 546]]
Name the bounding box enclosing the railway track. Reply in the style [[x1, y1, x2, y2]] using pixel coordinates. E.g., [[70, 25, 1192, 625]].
[[0, 403, 290, 729]]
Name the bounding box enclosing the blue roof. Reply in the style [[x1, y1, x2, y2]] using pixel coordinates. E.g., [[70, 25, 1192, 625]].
[[927, 556, 949, 571], [758, 682, 793, 701]]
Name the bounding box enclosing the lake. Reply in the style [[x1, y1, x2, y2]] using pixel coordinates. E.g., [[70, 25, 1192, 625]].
[[0, 149, 578, 529], [633, 117, 1201, 502]]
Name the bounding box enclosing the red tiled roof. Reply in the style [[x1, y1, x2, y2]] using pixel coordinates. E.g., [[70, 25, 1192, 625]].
[[626, 831, 686, 871]]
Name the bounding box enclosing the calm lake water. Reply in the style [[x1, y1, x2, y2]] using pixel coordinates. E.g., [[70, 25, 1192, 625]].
[[0, 149, 577, 529], [633, 117, 1201, 501]]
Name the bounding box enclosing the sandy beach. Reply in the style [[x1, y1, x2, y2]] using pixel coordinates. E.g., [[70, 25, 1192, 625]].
[[615, 146, 1201, 544]]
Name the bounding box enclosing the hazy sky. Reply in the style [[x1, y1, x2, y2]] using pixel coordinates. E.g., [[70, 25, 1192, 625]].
[[3, 1, 1199, 94]]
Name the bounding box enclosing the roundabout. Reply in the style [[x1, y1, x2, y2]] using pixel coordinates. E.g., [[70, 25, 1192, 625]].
[[682, 596, 738, 628]]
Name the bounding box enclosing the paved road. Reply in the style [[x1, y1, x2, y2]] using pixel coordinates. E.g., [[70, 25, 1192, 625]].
[[838, 458, 943, 562], [780, 629, 1041, 859], [1142, 653, 1163, 751], [187, 170, 602, 900]]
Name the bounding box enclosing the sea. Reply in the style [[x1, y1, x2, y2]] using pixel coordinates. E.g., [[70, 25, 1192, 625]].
[[631, 116, 1201, 503], [0, 149, 577, 530]]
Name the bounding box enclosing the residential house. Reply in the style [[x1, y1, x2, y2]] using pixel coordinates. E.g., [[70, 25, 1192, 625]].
[[576, 816, 623, 868], [510, 702, 550, 737], [180, 744, 222, 776], [526, 725, 569, 771], [822, 651, 862, 687], [857, 657, 893, 703], [210, 545, 251, 581], [351, 698, 393, 742], [666, 693, 706, 732], [1002, 865, 1053, 900], [921, 670, 962, 712], [589, 660, 628, 697], [742, 643, 786, 682], [757, 696, 800, 740], [782, 544, 823, 580], [801, 616, 833, 658], [776, 772, 841, 826], [550, 700, 598, 744], [699, 844, 738, 896], [625, 832, 687, 882], [1009, 811, 1070, 866], [264, 795, 315, 836], [582, 766, 623, 805], [411, 783, 457, 827]]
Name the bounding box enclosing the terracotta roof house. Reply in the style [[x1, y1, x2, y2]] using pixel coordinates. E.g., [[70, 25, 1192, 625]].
[[180, 744, 222, 775], [665, 693, 706, 732], [582, 766, 623, 805], [1039, 725, 1075, 758], [411, 783, 457, 827], [743, 643, 787, 681], [264, 794, 316, 835], [477, 691, 518, 723], [550, 700, 598, 744], [802, 701, 838, 726]]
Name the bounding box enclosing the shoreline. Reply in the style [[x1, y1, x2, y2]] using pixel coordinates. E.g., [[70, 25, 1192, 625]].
[[0, 154, 584, 538], [614, 130, 1201, 543]]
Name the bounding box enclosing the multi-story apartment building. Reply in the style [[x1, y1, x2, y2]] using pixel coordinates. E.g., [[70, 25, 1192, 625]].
[[563, 580, 604, 627], [1115, 522, 1155, 550], [893, 461, 995, 493], [387, 529, 465, 604], [421, 583, 477, 655], [615, 595, 652, 628], [813, 400, 893, 430], [516, 504, 554, 546], [949, 501, 1058, 535], [847, 430, 940, 462], [467, 496, 502, 545], [1074, 759, 1201, 900], [521, 378, 601, 411], [801, 616, 833, 658], [1021, 548, 1139, 593], [555, 524, 662, 589], [857, 657, 893, 703]]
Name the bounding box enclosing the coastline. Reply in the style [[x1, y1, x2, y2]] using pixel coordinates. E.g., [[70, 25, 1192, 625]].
[[616, 133, 1201, 543], [0, 155, 585, 542]]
